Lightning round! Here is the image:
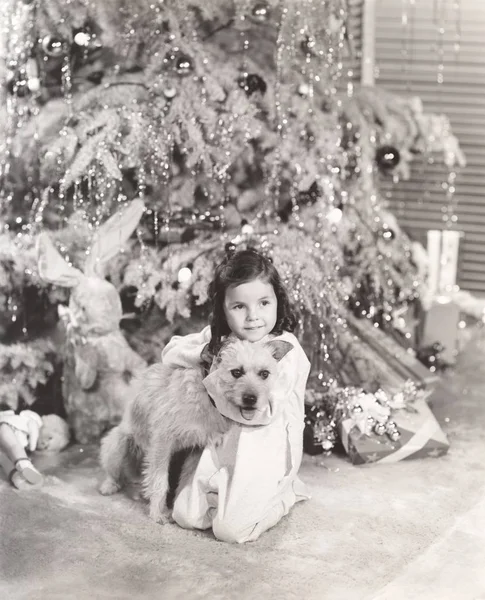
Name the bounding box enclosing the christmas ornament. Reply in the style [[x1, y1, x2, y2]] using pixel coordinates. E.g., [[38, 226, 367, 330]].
[[301, 35, 316, 55], [177, 266, 192, 284], [163, 86, 177, 99], [382, 224, 395, 241], [251, 2, 271, 22], [241, 220, 254, 236], [73, 28, 92, 47], [238, 73, 266, 96], [225, 242, 237, 256], [389, 430, 401, 442], [374, 422, 386, 436], [375, 145, 401, 171], [27, 77, 40, 93], [174, 54, 194, 77], [41, 35, 67, 58], [297, 83, 311, 97], [6, 72, 30, 97], [327, 207, 343, 224]]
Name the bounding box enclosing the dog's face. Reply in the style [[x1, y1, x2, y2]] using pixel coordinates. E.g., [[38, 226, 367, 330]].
[[214, 338, 293, 422]]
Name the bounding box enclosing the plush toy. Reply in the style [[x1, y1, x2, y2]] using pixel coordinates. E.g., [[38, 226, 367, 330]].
[[36, 199, 148, 444], [0, 409, 70, 489]]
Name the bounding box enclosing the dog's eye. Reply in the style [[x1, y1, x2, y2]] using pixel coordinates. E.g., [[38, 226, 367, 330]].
[[231, 369, 243, 379], [259, 370, 270, 380]]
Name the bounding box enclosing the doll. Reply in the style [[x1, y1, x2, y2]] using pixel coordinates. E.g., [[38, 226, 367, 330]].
[[0, 409, 70, 489]]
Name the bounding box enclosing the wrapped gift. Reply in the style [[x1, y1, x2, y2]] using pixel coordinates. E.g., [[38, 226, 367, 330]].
[[338, 385, 449, 465]]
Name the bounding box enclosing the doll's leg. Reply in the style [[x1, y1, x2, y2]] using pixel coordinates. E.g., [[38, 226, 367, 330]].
[[0, 424, 43, 485], [0, 452, 32, 489]]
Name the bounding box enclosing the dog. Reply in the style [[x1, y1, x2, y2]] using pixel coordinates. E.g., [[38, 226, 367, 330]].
[[98, 337, 293, 524]]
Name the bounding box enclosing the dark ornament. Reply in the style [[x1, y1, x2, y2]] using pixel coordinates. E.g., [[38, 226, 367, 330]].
[[6, 72, 30, 97], [251, 2, 271, 22], [225, 242, 237, 256], [238, 73, 267, 96], [301, 35, 316, 55], [174, 54, 194, 77], [375, 145, 401, 172]]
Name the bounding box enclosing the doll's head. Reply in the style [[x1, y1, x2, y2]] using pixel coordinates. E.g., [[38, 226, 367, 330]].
[[37, 414, 70, 452]]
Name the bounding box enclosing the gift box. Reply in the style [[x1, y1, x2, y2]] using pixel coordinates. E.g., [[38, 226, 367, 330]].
[[338, 391, 449, 465]]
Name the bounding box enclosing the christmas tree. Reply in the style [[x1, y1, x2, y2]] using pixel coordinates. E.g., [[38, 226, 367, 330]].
[[0, 0, 464, 438]]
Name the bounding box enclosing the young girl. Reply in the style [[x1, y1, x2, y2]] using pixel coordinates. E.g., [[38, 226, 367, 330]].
[[162, 248, 311, 543]]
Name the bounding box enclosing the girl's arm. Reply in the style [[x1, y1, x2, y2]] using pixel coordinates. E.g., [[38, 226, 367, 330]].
[[161, 326, 212, 369]]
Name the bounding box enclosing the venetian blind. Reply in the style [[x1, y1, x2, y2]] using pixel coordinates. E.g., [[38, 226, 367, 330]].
[[373, 0, 485, 294]]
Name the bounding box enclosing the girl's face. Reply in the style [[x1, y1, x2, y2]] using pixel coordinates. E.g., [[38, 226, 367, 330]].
[[223, 277, 278, 343]]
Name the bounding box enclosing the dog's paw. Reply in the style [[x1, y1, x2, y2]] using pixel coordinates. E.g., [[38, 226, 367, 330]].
[[99, 478, 121, 496], [149, 505, 174, 525]]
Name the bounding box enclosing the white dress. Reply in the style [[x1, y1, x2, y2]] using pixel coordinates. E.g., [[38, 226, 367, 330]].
[[161, 326, 311, 543]]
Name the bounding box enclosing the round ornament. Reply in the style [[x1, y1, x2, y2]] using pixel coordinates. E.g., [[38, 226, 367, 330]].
[[301, 35, 316, 55], [389, 430, 401, 442], [375, 145, 401, 171], [297, 83, 311, 97], [163, 86, 177, 99], [174, 54, 194, 77], [6, 72, 30, 97], [27, 77, 41, 92], [251, 2, 271, 22], [73, 28, 92, 47], [374, 422, 386, 436], [225, 242, 237, 256], [41, 35, 67, 58], [238, 73, 267, 96]]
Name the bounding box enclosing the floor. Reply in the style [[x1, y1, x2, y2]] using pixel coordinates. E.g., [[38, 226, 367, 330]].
[[1, 330, 485, 600]]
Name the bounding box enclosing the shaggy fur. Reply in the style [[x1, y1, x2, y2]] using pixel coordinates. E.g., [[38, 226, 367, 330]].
[[99, 337, 292, 524]]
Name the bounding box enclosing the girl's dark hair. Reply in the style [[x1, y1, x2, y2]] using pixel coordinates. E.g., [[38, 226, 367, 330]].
[[207, 248, 297, 355]]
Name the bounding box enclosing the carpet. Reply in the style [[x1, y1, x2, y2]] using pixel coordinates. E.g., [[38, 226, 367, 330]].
[[1, 331, 485, 600]]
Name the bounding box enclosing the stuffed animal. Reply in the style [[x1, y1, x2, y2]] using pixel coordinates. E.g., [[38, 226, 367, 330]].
[[0, 409, 70, 489], [36, 199, 148, 444]]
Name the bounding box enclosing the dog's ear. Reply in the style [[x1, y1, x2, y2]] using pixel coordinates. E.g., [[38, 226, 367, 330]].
[[212, 338, 233, 367], [264, 340, 293, 362], [200, 343, 213, 365]]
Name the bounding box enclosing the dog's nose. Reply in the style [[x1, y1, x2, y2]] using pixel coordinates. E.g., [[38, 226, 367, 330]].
[[242, 393, 257, 406]]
